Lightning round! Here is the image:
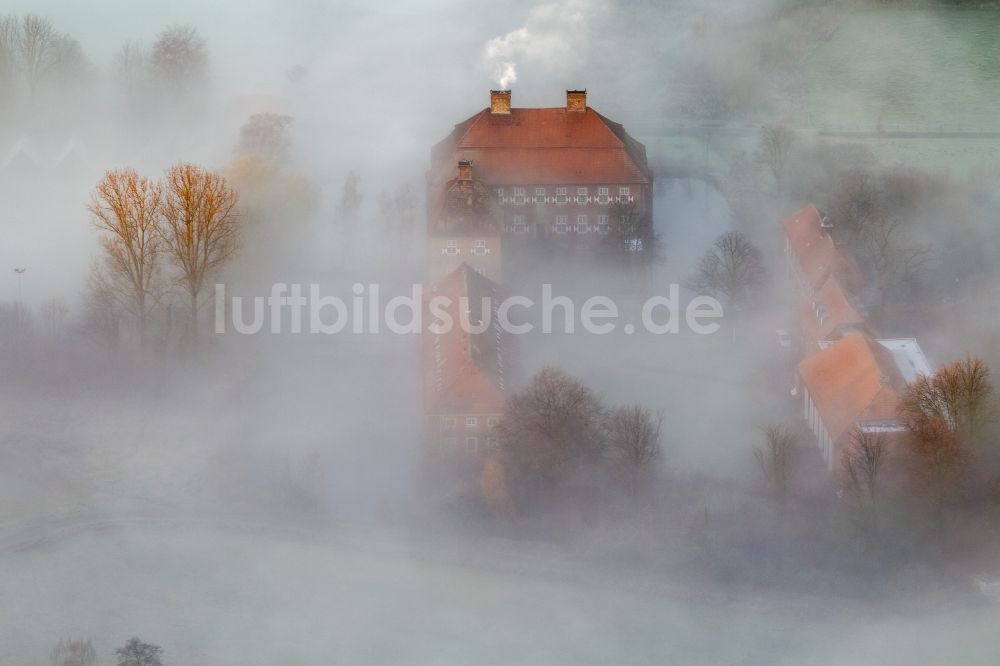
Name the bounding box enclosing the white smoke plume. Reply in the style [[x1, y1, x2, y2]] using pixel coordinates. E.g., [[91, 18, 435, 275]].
[[482, 0, 601, 89]]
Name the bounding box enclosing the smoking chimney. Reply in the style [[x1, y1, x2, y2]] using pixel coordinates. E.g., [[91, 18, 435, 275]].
[[490, 90, 511, 115], [457, 160, 473, 181], [566, 89, 587, 113]]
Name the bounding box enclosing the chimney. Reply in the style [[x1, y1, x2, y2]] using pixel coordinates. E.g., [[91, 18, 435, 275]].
[[457, 160, 473, 181], [566, 89, 587, 112], [490, 90, 511, 115]]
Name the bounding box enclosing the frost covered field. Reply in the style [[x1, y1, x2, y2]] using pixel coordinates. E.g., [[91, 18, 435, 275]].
[[2, 524, 999, 665]]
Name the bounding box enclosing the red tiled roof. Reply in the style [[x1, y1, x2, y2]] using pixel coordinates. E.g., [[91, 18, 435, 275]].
[[799, 273, 868, 352], [431, 107, 651, 185], [784, 204, 864, 293], [423, 263, 506, 415], [798, 331, 905, 445]]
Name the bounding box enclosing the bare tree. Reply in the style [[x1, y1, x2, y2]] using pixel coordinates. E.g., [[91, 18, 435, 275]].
[[377, 183, 417, 237], [159, 163, 240, 349], [338, 171, 363, 228], [856, 215, 930, 316], [115, 637, 164, 666], [149, 24, 207, 95], [497, 367, 605, 496], [88, 168, 164, 349], [82, 262, 121, 353], [603, 404, 662, 493], [689, 230, 766, 311], [0, 15, 18, 103], [754, 425, 796, 509], [15, 14, 57, 94], [841, 427, 889, 541], [756, 124, 794, 193], [111, 41, 147, 97], [50, 637, 96, 666], [236, 113, 293, 162], [827, 167, 881, 248]]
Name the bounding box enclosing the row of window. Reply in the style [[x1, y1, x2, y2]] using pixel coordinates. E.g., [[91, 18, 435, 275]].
[[440, 435, 500, 454], [442, 239, 489, 257], [508, 214, 617, 235], [496, 186, 633, 205], [443, 416, 500, 429]]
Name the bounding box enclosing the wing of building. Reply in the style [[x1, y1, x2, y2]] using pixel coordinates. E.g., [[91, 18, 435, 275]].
[[423, 262, 508, 458], [427, 90, 653, 281]]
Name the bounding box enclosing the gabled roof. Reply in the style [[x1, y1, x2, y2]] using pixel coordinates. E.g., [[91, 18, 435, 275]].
[[430, 107, 651, 185], [784, 204, 864, 293], [798, 331, 908, 445], [423, 263, 507, 415]]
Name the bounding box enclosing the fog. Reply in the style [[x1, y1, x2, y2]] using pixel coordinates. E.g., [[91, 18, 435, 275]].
[[3, 0, 1000, 664]]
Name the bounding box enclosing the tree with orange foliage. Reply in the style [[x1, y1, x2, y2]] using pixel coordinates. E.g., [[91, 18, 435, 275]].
[[900, 357, 994, 450], [159, 163, 239, 350], [87, 168, 163, 349], [480, 457, 514, 519]]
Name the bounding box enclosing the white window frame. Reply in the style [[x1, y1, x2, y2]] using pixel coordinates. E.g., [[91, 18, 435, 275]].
[[466, 416, 478, 428], [597, 215, 610, 234], [618, 185, 633, 203], [554, 187, 569, 205], [487, 416, 500, 428], [443, 417, 457, 430], [511, 187, 527, 205], [442, 239, 460, 256], [597, 186, 610, 204], [494, 187, 505, 203], [575, 186, 589, 204], [465, 436, 478, 453], [510, 214, 527, 234], [533, 187, 546, 203], [575, 214, 589, 234], [554, 215, 569, 234]]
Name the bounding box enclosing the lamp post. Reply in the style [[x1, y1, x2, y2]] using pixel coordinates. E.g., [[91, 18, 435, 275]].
[[13, 267, 26, 301]]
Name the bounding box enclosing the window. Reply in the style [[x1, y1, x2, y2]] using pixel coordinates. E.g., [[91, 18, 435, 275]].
[[597, 186, 610, 204], [471, 239, 489, 256], [510, 215, 528, 234], [494, 187, 505, 203], [554, 215, 569, 234], [466, 416, 478, 428], [511, 187, 527, 205], [487, 416, 500, 428], [554, 187, 569, 205], [533, 187, 546, 203], [576, 214, 589, 233], [486, 437, 499, 450], [442, 239, 460, 256], [597, 215, 610, 234], [443, 417, 457, 430], [618, 185, 632, 202], [575, 186, 589, 204], [465, 437, 478, 453]]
